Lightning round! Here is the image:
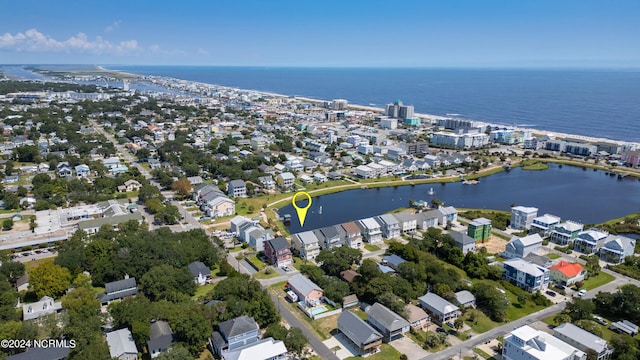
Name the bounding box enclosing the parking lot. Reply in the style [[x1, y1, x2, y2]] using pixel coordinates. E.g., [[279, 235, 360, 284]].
[[11, 248, 57, 262]]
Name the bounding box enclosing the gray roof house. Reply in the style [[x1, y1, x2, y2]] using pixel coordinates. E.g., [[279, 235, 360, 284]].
[[338, 311, 383, 357], [287, 274, 323, 307], [393, 212, 417, 234], [106, 328, 138, 360], [454, 290, 476, 308], [188, 261, 211, 286], [375, 214, 401, 239], [319, 225, 342, 249], [416, 210, 439, 230], [554, 323, 614, 360], [210, 315, 260, 356], [449, 231, 477, 254], [418, 292, 461, 324], [599, 235, 636, 264], [147, 320, 174, 358], [22, 296, 62, 321], [366, 302, 411, 342], [381, 254, 406, 270], [98, 277, 138, 304], [6, 346, 70, 360], [503, 234, 543, 259]]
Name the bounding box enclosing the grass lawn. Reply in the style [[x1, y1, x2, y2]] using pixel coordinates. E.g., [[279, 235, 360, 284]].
[[228, 245, 244, 253], [192, 283, 216, 300], [247, 256, 266, 270], [292, 256, 311, 270], [25, 258, 54, 271], [345, 344, 401, 360], [521, 163, 549, 171], [582, 272, 615, 290], [197, 348, 214, 360], [472, 279, 548, 322], [463, 309, 500, 334], [548, 253, 561, 260], [473, 348, 494, 359], [254, 269, 281, 280], [364, 244, 381, 252]]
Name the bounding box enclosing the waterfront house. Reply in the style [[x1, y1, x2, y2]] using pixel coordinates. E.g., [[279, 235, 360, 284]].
[[375, 214, 401, 239], [366, 302, 411, 342], [549, 261, 586, 286], [418, 292, 461, 324], [404, 304, 430, 331], [503, 233, 543, 259], [599, 235, 636, 264], [449, 231, 477, 254], [221, 337, 287, 360], [210, 315, 259, 357], [529, 213, 562, 237], [188, 261, 211, 286], [454, 290, 476, 308], [98, 277, 138, 305], [357, 217, 383, 244], [416, 210, 439, 230], [502, 258, 550, 293], [227, 179, 247, 198], [436, 206, 458, 227], [553, 323, 613, 360], [573, 228, 609, 254], [148, 320, 174, 358], [276, 172, 295, 189], [467, 217, 492, 241], [287, 274, 323, 307], [318, 225, 342, 249], [338, 311, 383, 357], [264, 237, 293, 268], [550, 221, 584, 246], [338, 221, 363, 248], [503, 325, 585, 360], [106, 328, 138, 360], [292, 231, 321, 260], [22, 296, 63, 321], [393, 212, 417, 234], [510, 206, 538, 230]]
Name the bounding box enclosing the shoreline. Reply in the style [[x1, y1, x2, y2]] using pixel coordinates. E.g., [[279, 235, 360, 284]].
[[109, 67, 639, 147]]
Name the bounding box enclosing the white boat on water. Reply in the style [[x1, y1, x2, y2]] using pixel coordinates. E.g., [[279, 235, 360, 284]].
[[428, 188, 435, 195], [319, 206, 323, 215]]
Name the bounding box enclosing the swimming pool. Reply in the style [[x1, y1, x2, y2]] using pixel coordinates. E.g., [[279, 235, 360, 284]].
[[310, 307, 326, 315]]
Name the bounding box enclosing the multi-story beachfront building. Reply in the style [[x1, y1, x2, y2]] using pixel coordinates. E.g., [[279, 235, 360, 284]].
[[550, 221, 584, 246], [467, 217, 492, 241], [510, 206, 538, 230], [530, 214, 561, 237], [573, 228, 609, 254]]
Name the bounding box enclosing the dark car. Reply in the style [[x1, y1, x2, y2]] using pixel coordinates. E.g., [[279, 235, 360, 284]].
[[545, 290, 557, 297], [436, 327, 447, 333]]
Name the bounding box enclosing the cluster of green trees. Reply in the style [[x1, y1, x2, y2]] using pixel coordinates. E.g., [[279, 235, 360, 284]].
[[0, 81, 98, 95], [461, 210, 511, 230], [551, 287, 640, 360], [55, 224, 219, 288]]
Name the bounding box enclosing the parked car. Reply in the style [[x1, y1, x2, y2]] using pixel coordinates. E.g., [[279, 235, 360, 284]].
[[545, 290, 557, 297], [436, 327, 447, 333], [593, 316, 608, 325], [578, 289, 587, 296]]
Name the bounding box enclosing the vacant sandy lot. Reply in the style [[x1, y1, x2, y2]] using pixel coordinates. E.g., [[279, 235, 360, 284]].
[[477, 235, 506, 254]]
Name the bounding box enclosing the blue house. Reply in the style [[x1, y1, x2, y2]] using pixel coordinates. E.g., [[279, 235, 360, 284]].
[[210, 315, 260, 357], [75, 164, 90, 177], [600, 235, 636, 264], [502, 258, 550, 293]]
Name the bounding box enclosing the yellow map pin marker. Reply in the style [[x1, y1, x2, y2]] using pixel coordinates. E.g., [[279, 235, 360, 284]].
[[292, 191, 312, 227]]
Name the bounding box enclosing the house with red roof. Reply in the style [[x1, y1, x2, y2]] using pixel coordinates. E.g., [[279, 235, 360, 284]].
[[549, 260, 587, 286]]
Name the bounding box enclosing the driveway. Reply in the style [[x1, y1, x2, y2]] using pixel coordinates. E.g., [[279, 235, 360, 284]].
[[323, 333, 358, 360], [391, 336, 430, 360]]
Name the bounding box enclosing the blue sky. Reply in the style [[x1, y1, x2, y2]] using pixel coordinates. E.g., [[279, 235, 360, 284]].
[[1, 0, 639, 67]]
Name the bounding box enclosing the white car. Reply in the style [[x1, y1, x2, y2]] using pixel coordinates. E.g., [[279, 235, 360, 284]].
[[578, 289, 587, 296]]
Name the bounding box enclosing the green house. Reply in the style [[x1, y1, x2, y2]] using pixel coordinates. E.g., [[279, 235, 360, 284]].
[[467, 218, 492, 241]]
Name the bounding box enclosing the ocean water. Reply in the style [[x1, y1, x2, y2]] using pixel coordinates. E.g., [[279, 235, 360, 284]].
[[117, 67, 640, 142]]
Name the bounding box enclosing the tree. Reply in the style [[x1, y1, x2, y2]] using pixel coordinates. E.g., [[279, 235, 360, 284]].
[[138, 184, 164, 203], [284, 327, 307, 357], [453, 318, 464, 332], [30, 261, 72, 298], [156, 345, 194, 360], [155, 204, 181, 225], [0, 260, 25, 284], [170, 306, 211, 356], [171, 179, 192, 199], [2, 218, 13, 230], [553, 313, 571, 325], [610, 334, 640, 360], [565, 298, 595, 321], [54, 238, 86, 277], [62, 287, 103, 346], [140, 264, 196, 302]]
